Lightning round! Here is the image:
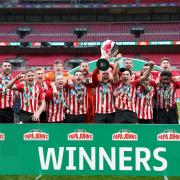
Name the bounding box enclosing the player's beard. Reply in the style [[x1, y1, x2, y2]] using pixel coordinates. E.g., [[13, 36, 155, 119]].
[[3, 69, 11, 76]]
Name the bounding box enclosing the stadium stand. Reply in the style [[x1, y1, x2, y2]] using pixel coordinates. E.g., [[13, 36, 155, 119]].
[[109, 0, 135, 4], [0, 23, 180, 42], [1, 23, 180, 34], [140, 0, 180, 3]]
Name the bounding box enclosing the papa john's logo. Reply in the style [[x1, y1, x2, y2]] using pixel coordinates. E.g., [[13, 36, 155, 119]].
[[157, 129, 180, 141], [112, 129, 138, 141], [23, 129, 49, 141], [0, 132, 5, 141], [68, 129, 93, 141]]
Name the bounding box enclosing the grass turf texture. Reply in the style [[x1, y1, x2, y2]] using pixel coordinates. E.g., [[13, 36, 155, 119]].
[[177, 102, 180, 120], [0, 176, 180, 180]]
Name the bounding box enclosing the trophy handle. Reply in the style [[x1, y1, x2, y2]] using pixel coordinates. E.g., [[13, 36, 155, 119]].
[[118, 58, 126, 72], [111, 57, 125, 72]]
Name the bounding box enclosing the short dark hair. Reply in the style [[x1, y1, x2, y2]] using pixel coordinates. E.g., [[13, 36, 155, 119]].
[[160, 57, 171, 64], [80, 62, 89, 66], [1, 60, 11, 66], [124, 58, 132, 62], [122, 69, 132, 76], [54, 59, 63, 65], [160, 71, 172, 77], [143, 63, 150, 67], [74, 70, 82, 75]]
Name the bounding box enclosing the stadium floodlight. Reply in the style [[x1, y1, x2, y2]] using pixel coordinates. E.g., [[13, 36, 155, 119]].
[[73, 28, 88, 39], [131, 27, 144, 38], [16, 27, 31, 39]]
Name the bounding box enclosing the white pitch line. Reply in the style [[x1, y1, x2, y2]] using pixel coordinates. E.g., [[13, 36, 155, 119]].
[[35, 174, 42, 180]]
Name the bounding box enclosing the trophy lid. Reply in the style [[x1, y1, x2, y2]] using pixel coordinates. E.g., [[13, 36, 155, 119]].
[[96, 58, 110, 71]]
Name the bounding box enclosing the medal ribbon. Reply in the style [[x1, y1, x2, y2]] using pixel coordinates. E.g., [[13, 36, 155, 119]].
[[55, 90, 68, 108], [118, 84, 131, 100], [161, 84, 171, 110], [144, 86, 151, 106], [1, 76, 10, 95], [74, 84, 86, 105], [23, 83, 33, 106], [100, 83, 110, 104]]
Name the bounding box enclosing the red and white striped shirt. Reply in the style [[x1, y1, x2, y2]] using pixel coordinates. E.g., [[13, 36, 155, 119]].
[[0, 76, 14, 109], [40, 81, 51, 92], [156, 83, 178, 110], [66, 84, 88, 115], [136, 85, 155, 119], [92, 67, 115, 114], [16, 83, 45, 113], [114, 80, 139, 112], [94, 82, 115, 114], [151, 70, 180, 82], [131, 72, 139, 81], [46, 89, 66, 122]]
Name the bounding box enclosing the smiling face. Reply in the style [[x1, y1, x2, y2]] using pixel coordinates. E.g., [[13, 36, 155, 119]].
[[160, 60, 171, 71], [54, 62, 63, 75], [74, 71, 83, 85], [124, 59, 133, 70], [101, 71, 110, 83], [80, 62, 89, 76], [35, 69, 44, 84], [2, 62, 12, 76], [25, 71, 34, 86], [55, 75, 63, 90], [122, 70, 131, 83]]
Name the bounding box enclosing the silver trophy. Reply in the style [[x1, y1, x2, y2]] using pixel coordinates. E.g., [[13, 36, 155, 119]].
[[112, 57, 126, 72], [96, 40, 118, 71]]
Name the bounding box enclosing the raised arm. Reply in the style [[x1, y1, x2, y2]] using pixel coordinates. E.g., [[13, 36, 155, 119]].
[[138, 61, 154, 84], [112, 61, 120, 83], [6, 73, 22, 90]]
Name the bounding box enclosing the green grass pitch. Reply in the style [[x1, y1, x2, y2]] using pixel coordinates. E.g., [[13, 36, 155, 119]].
[[0, 176, 180, 180]]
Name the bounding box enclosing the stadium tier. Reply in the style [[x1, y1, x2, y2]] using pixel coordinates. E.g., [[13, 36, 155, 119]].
[[109, 0, 135, 4], [1, 34, 180, 42], [110, 0, 180, 4], [0, 23, 180, 42], [10, 0, 180, 5], [140, 0, 179, 3], [1, 23, 180, 34]]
